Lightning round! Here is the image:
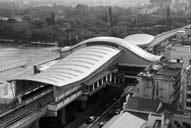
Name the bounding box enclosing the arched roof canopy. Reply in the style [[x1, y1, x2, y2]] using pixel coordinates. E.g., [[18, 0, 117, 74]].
[[68, 37, 162, 62], [124, 34, 155, 46], [12, 45, 121, 87]]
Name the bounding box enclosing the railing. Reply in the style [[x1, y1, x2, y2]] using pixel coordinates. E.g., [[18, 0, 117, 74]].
[[153, 120, 162, 128], [147, 24, 191, 51], [0, 59, 28, 72]]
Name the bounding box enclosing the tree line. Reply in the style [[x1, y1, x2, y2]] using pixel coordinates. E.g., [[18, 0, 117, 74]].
[[0, 5, 190, 46]]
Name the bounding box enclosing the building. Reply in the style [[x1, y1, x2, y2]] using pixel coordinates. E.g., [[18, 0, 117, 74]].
[[150, 0, 191, 12], [0, 81, 15, 104], [164, 26, 191, 111], [171, 111, 191, 128], [182, 64, 191, 111], [9, 37, 162, 126], [165, 46, 191, 68], [103, 112, 146, 128], [171, 0, 190, 12], [122, 95, 168, 128], [150, 0, 172, 8], [136, 61, 182, 108], [13, 0, 24, 8], [121, 60, 191, 128]]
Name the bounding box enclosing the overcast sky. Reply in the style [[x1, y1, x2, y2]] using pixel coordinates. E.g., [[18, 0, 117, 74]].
[[3, 0, 149, 4]]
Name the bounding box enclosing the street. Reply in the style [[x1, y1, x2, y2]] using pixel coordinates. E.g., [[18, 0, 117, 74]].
[[63, 85, 134, 128]]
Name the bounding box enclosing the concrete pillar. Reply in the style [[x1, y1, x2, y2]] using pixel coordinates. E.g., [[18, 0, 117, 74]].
[[114, 76, 117, 84], [81, 100, 87, 111], [109, 74, 112, 82], [93, 83, 95, 90], [58, 107, 66, 126], [79, 95, 88, 111], [98, 89, 104, 97], [30, 119, 39, 128]]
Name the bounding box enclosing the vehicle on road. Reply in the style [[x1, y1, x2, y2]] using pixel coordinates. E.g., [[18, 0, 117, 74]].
[[99, 121, 107, 128], [86, 116, 97, 124], [107, 109, 120, 117]]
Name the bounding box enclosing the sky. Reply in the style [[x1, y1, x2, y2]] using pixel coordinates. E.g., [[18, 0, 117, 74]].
[[1, 0, 149, 4], [0, 0, 150, 7]]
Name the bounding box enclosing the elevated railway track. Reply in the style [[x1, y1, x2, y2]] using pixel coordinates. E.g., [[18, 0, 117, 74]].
[[147, 24, 191, 52]]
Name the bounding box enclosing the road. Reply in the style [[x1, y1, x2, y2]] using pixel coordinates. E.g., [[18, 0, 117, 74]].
[[63, 86, 124, 128], [62, 85, 134, 128], [89, 86, 134, 128]]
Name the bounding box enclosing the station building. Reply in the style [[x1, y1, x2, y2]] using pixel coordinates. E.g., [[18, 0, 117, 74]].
[[5, 36, 161, 126]]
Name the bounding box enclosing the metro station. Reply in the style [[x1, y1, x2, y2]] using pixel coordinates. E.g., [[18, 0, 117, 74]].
[[0, 35, 161, 127]]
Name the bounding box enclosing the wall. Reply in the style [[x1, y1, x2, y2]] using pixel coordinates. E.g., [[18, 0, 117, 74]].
[[136, 70, 181, 106], [165, 46, 191, 68], [0, 82, 15, 104], [136, 76, 154, 99], [117, 49, 152, 67]]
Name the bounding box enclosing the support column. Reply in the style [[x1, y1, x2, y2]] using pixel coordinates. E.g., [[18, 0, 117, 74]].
[[114, 76, 117, 84], [98, 89, 104, 97], [81, 100, 87, 110], [80, 95, 88, 111], [30, 119, 39, 128], [58, 107, 66, 126]]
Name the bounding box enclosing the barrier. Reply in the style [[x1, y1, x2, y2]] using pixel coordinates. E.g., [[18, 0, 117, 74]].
[[0, 60, 28, 73], [147, 24, 191, 50]]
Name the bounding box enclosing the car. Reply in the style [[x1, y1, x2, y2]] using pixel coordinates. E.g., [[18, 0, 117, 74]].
[[86, 116, 97, 124], [107, 109, 121, 117], [115, 108, 121, 114], [99, 121, 107, 128]]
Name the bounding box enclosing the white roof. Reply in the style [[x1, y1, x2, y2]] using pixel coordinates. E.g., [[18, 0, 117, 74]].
[[103, 112, 146, 128], [124, 34, 155, 46], [13, 45, 121, 87], [75, 37, 161, 62]]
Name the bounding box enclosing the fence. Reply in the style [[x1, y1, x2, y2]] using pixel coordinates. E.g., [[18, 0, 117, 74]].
[[0, 60, 28, 73]]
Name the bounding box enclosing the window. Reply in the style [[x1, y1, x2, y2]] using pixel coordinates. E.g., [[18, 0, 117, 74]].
[[187, 94, 191, 99], [186, 102, 191, 107], [156, 81, 159, 98]]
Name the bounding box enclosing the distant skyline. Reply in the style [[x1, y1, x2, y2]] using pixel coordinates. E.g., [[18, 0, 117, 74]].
[[0, 0, 150, 8], [0, 0, 150, 5]]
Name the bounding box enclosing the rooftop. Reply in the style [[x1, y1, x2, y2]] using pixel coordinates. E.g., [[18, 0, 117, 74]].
[[124, 96, 161, 114], [138, 62, 181, 78], [124, 34, 154, 46], [12, 45, 121, 87], [103, 112, 146, 128], [156, 65, 181, 77]]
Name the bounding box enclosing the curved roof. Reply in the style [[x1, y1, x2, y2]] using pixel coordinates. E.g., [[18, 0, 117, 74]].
[[124, 34, 154, 46], [72, 37, 161, 62], [14, 45, 121, 87]]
